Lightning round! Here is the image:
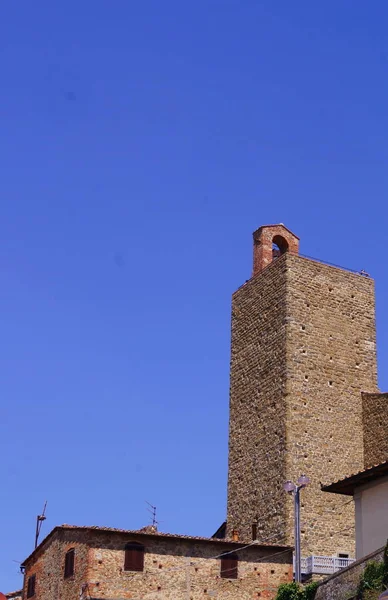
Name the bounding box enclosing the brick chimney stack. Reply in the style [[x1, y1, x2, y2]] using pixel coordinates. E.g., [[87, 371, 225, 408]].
[[252, 223, 300, 277]]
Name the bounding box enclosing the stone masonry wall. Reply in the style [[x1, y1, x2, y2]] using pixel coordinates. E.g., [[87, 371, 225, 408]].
[[285, 254, 378, 557], [22, 529, 90, 600], [227, 254, 289, 545], [84, 532, 292, 600], [314, 546, 384, 600], [362, 392, 388, 468], [227, 252, 378, 558], [22, 529, 293, 600]]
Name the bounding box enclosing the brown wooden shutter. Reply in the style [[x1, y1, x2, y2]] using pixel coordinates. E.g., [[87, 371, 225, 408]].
[[27, 574, 36, 598], [64, 549, 75, 578], [220, 554, 238, 579], [124, 542, 144, 571]]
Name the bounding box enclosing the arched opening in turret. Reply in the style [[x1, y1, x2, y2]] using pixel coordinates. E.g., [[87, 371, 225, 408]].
[[272, 235, 289, 260]]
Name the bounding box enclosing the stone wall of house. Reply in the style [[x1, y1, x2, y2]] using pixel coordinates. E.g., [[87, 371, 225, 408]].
[[226, 244, 378, 558], [85, 532, 292, 600], [22, 529, 90, 600], [362, 392, 388, 468], [314, 546, 385, 600], [21, 528, 293, 600]]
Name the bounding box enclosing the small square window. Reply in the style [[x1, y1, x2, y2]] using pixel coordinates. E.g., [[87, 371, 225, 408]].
[[220, 554, 238, 579], [124, 542, 145, 572]]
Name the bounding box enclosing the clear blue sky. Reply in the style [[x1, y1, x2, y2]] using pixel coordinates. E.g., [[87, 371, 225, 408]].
[[1, 0, 388, 591]]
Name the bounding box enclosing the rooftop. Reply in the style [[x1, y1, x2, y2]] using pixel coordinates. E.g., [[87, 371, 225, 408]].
[[322, 459, 388, 496], [22, 523, 291, 568]]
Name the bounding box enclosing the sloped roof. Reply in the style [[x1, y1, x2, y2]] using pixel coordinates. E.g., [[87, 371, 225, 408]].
[[322, 459, 388, 496], [254, 223, 300, 240], [21, 524, 291, 568]]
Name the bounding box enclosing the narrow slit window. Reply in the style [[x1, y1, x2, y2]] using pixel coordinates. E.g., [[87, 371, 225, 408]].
[[64, 548, 75, 578], [27, 574, 36, 598]]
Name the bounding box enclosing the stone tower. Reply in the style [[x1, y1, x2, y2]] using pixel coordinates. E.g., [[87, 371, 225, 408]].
[[226, 224, 378, 557]]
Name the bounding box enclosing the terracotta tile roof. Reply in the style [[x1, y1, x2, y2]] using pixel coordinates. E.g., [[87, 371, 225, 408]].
[[321, 459, 388, 496], [254, 223, 300, 239], [59, 524, 290, 547], [21, 524, 291, 568]]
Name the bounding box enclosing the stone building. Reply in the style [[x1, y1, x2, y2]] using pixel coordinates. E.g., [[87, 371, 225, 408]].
[[20, 524, 292, 600], [8, 222, 388, 596], [322, 459, 388, 559], [226, 224, 384, 559]]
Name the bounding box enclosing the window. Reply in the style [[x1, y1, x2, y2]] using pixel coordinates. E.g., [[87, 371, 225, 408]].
[[338, 553, 349, 558], [124, 542, 145, 572], [272, 235, 289, 260], [64, 548, 75, 578], [220, 553, 238, 579], [27, 574, 36, 598]]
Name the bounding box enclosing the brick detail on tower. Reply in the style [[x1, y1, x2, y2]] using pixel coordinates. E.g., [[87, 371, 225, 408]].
[[226, 225, 378, 557], [252, 223, 299, 276]]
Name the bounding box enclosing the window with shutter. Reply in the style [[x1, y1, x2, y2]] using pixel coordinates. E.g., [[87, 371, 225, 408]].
[[64, 548, 75, 578], [124, 542, 145, 571], [220, 553, 238, 579], [27, 574, 36, 598]]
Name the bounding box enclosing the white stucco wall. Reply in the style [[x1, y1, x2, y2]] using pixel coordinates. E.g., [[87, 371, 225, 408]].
[[354, 474, 388, 559]]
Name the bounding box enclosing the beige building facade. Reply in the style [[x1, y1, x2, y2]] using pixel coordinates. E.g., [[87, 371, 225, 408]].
[[355, 475, 388, 559], [323, 460, 388, 560]]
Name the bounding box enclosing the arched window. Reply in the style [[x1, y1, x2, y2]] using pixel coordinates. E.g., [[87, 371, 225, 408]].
[[124, 542, 145, 572], [64, 548, 75, 578], [272, 235, 289, 260], [220, 553, 238, 579]]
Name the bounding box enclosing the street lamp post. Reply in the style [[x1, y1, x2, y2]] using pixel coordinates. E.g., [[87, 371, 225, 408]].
[[283, 474, 310, 584]]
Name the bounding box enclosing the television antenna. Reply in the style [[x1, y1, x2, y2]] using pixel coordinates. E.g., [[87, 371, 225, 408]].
[[145, 501, 158, 528], [35, 501, 47, 549]]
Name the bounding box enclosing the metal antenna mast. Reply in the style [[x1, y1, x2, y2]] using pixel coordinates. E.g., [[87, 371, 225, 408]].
[[145, 501, 158, 528], [34, 501, 47, 549]]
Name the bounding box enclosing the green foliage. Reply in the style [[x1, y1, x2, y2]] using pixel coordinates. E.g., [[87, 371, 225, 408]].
[[275, 582, 301, 600], [383, 538, 388, 589], [357, 560, 384, 598], [303, 581, 319, 600], [275, 581, 318, 600], [357, 541, 388, 599]]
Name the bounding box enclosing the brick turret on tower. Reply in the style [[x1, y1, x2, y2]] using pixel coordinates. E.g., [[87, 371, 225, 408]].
[[226, 224, 378, 558]]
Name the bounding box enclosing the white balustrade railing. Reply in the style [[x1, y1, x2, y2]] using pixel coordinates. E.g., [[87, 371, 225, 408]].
[[297, 554, 355, 575]]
